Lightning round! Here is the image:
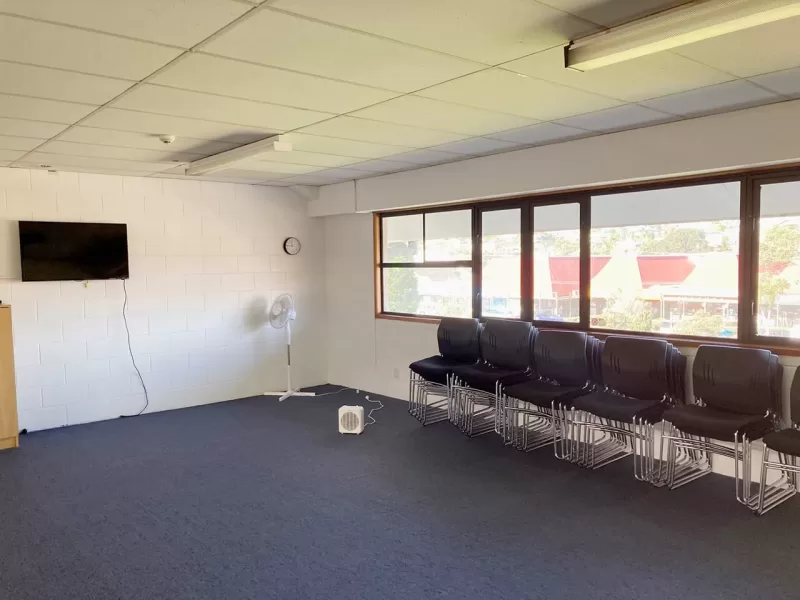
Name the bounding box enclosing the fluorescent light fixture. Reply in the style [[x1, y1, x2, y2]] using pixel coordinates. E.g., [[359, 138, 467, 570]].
[[185, 135, 292, 176], [566, 0, 800, 71]]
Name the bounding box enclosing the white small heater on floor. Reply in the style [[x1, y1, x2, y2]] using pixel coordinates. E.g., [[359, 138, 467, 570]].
[[339, 405, 365, 434]]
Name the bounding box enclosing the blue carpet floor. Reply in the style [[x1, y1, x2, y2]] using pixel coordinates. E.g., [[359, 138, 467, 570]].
[[1, 386, 799, 599]]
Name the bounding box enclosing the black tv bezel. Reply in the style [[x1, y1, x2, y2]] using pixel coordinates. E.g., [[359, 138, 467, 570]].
[[18, 220, 130, 283]]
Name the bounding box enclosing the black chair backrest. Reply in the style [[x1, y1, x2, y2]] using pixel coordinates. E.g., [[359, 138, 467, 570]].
[[791, 366, 800, 426], [602, 336, 671, 401], [693, 345, 776, 416], [533, 330, 591, 387], [479, 319, 533, 371], [437, 318, 481, 363]]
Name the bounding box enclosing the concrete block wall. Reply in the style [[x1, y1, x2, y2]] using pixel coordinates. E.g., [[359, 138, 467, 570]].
[[0, 167, 326, 432]]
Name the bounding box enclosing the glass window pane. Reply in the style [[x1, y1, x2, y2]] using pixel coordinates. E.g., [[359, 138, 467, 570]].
[[757, 181, 800, 338], [383, 267, 472, 317], [425, 210, 472, 261], [534, 203, 580, 323], [482, 208, 521, 318], [382, 214, 422, 263], [590, 182, 740, 338]]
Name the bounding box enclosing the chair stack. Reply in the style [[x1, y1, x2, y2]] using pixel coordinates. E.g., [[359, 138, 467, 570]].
[[662, 345, 782, 508], [757, 367, 800, 515], [564, 336, 685, 483], [406, 326, 800, 515], [501, 330, 601, 457], [449, 319, 534, 437], [408, 317, 481, 425]]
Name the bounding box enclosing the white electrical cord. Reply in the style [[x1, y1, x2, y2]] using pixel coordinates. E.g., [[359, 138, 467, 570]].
[[364, 395, 383, 427]]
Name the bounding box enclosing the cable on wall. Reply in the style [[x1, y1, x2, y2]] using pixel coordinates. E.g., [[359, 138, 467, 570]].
[[120, 279, 149, 417]]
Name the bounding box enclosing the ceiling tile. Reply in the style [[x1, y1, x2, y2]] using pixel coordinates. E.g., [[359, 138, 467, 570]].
[[0, 15, 180, 80], [113, 85, 332, 131], [279, 133, 414, 159], [17, 163, 159, 177], [270, 0, 597, 64], [0, 135, 44, 152], [0, 117, 67, 139], [0, 149, 24, 161], [344, 159, 417, 173], [429, 137, 521, 156], [248, 151, 365, 168], [202, 10, 483, 93], [0, 94, 95, 124], [36, 140, 200, 163], [236, 160, 323, 175], [59, 127, 239, 157], [750, 67, 800, 97], [351, 95, 537, 136], [544, 0, 688, 27], [23, 152, 176, 173], [278, 171, 370, 185], [153, 53, 398, 114], [418, 69, 623, 120], [0, 61, 132, 105], [210, 168, 288, 182], [0, 0, 249, 48], [640, 80, 781, 117], [81, 108, 272, 144], [315, 167, 376, 180], [554, 104, 676, 132], [504, 47, 735, 102], [380, 148, 464, 166], [675, 16, 800, 77], [299, 116, 469, 148], [488, 122, 591, 145]]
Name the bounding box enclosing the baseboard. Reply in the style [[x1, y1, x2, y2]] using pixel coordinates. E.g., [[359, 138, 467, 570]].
[[0, 435, 18, 451]]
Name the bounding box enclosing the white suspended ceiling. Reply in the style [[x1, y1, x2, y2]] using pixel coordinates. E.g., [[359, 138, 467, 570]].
[[0, 0, 798, 186]]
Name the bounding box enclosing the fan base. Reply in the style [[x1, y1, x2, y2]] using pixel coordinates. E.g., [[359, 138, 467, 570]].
[[264, 390, 316, 402]]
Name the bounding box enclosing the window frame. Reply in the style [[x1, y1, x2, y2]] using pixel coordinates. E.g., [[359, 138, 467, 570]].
[[377, 207, 474, 320], [374, 164, 800, 351]]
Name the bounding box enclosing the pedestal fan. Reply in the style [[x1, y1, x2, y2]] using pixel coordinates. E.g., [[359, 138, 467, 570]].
[[263, 293, 315, 402]]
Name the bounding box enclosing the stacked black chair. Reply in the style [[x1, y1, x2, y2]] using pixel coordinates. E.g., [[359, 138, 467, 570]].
[[662, 345, 782, 508], [408, 317, 481, 425], [757, 367, 800, 515], [564, 336, 685, 483], [501, 330, 600, 458], [450, 319, 534, 437]]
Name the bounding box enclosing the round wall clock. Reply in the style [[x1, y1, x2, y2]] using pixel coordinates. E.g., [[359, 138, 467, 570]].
[[283, 237, 301, 255]]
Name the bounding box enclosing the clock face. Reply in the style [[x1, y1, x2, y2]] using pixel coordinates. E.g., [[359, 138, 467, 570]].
[[283, 237, 301, 255]]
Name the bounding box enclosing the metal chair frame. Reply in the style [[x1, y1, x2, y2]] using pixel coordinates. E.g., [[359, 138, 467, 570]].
[[408, 371, 450, 426], [565, 391, 669, 484], [450, 374, 507, 437], [756, 424, 800, 515], [501, 381, 591, 459], [662, 405, 769, 509]]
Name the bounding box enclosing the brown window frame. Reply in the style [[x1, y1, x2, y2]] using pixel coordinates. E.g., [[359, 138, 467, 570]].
[[374, 163, 800, 352]]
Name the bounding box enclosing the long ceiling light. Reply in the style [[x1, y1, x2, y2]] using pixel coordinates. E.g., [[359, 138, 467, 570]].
[[565, 0, 800, 71], [185, 134, 292, 176]]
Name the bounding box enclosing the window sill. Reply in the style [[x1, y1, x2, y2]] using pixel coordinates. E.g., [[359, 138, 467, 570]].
[[375, 313, 800, 356]]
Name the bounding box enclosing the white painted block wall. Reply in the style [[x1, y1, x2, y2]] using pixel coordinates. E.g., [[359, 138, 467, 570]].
[[0, 167, 326, 432]]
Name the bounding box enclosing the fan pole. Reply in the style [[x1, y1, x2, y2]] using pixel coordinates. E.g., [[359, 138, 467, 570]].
[[276, 320, 315, 401]]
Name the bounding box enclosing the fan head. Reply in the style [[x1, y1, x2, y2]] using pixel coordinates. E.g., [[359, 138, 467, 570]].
[[269, 293, 295, 329]]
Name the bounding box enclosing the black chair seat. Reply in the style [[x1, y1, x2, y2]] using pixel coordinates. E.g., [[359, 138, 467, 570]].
[[453, 363, 528, 393], [504, 379, 587, 409], [573, 390, 666, 424], [409, 356, 470, 386], [663, 405, 772, 441], [763, 428, 800, 457]]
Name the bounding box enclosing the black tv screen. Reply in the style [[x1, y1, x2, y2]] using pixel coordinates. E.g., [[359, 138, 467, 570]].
[[19, 221, 129, 282]]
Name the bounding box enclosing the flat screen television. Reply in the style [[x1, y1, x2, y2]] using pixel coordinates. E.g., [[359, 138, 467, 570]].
[[19, 221, 129, 282]]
